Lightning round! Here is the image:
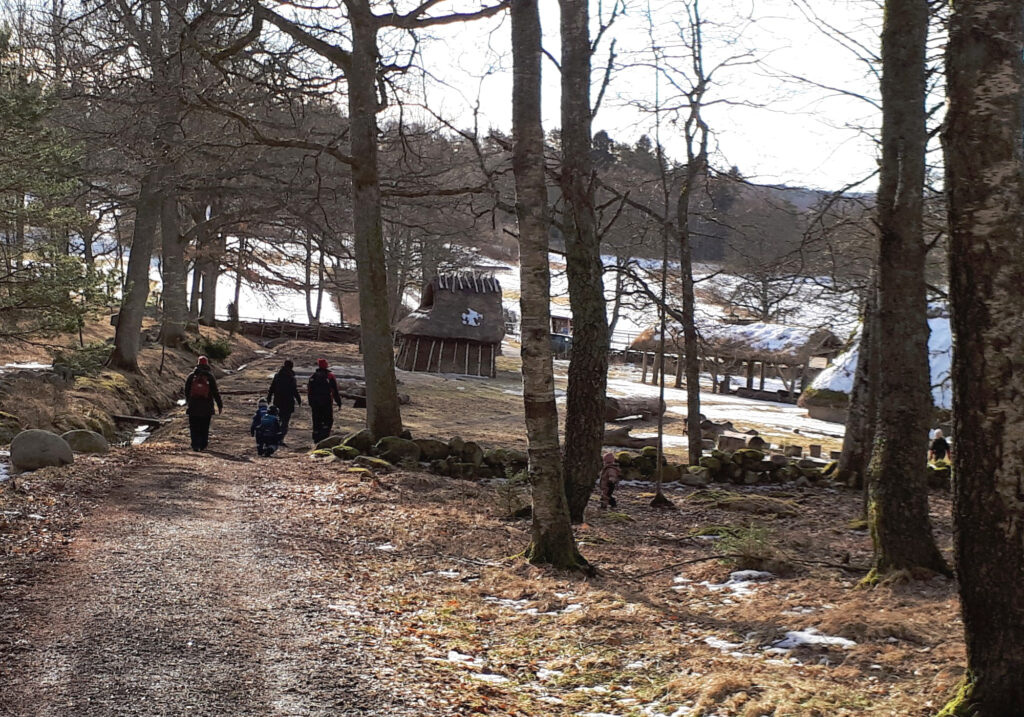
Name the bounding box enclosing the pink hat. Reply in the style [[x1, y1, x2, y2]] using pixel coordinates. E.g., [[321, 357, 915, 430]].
[[197, 355, 209, 366], [317, 358, 328, 369], [603, 453, 617, 464]]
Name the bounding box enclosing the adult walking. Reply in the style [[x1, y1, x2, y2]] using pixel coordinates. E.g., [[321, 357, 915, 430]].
[[267, 359, 301, 445], [184, 355, 223, 451], [307, 357, 342, 444]]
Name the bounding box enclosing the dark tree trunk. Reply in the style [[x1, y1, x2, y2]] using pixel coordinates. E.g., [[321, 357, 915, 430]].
[[348, 1, 403, 439], [560, 0, 610, 523], [838, 277, 878, 492], [677, 156, 703, 467], [189, 260, 202, 320], [941, 0, 1024, 711], [512, 0, 588, 572], [108, 169, 161, 372], [866, 0, 947, 576]]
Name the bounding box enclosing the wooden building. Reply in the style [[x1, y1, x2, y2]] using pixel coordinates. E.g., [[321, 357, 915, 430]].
[[394, 273, 504, 378]]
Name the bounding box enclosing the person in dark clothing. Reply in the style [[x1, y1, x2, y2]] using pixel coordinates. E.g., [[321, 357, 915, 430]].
[[929, 429, 952, 462], [307, 357, 342, 443], [184, 356, 223, 451], [252, 402, 283, 457], [599, 452, 622, 509], [267, 359, 301, 446]]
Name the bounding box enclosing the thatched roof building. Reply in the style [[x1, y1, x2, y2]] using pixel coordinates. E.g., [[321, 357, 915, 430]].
[[629, 321, 843, 366], [395, 272, 504, 377]]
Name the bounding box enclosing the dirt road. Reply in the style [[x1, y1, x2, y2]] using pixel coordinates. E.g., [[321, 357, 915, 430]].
[[0, 354, 418, 716]]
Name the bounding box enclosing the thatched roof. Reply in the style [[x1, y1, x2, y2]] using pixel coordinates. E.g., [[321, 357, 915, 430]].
[[395, 272, 505, 344], [629, 321, 843, 366]]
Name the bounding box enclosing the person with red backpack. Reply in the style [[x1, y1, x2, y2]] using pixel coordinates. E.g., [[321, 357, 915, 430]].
[[184, 356, 223, 451], [307, 357, 342, 443]]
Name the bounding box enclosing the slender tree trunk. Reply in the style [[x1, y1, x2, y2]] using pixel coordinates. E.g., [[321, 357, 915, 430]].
[[838, 277, 878, 491], [348, 3, 403, 439], [305, 231, 315, 323], [941, 0, 1024, 711], [189, 261, 201, 320], [512, 0, 588, 572], [199, 232, 223, 326], [560, 0, 610, 523], [159, 193, 188, 346], [677, 163, 703, 466], [866, 0, 947, 576], [315, 243, 325, 323], [108, 168, 161, 371]]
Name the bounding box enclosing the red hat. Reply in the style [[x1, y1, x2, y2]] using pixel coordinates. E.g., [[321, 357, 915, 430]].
[[198, 355, 209, 366], [317, 358, 328, 369]]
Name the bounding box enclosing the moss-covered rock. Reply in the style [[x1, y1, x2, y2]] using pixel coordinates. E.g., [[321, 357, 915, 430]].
[[375, 436, 421, 464], [699, 456, 722, 472], [342, 429, 375, 453], [354, 455, 394, 473], [733, 448, 765, 467], [460, 440, 484, 467], [0, 411, 22, 445], [681, 466, 711, 487], [332, 445, 361, 460], [316, 435, 345, 450], [309, 449, 336, 460], [615, 451, 635, 467], [448, 436, 465, 456], [640, 446, 659, 459], [448, 462, 478, 480], [415, 438, 450, 461], [61, 429, 109, 454]]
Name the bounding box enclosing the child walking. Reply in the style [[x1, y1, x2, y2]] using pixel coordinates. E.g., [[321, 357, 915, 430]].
[[599, 452, 622, 509], [250, 399, 283, 457]]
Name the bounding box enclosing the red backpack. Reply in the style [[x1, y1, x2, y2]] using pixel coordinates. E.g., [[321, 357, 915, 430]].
[[190, 372, 211, 400]]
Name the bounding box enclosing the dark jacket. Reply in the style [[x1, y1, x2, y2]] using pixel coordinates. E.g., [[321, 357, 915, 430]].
[[185, 365, 223, 417], [307, 367, 342, 407], [250, 405, 268, 436], [252, 409, 281, 442], [267, 369, 301, 411]]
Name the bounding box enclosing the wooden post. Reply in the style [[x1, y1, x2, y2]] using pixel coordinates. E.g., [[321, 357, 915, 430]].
[[746, 359, 755, 389], [412, 338, 421, 371], [675, 354, 684, 388], [710, 356, 719, 393], [477, 343, 483, 377], [641, 351, 649, 383], [464, 341, 470, 375], [427, 340, 437, 373], [759, 361, 766, 391]]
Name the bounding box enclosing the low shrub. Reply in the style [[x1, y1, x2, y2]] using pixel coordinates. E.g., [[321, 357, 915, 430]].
[[187, 334, 232, 361]]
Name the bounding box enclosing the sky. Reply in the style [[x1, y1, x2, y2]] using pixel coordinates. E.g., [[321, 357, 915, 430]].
[[411, 0, 884, 192]]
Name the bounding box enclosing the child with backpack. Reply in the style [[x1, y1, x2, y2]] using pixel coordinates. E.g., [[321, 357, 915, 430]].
[[599, 452, 622, 509], [250, 400, 283, 457]]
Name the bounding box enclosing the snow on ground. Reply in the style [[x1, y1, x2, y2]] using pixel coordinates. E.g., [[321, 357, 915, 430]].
[[605, 364, 846, 441], [0, 362, 52, 373]]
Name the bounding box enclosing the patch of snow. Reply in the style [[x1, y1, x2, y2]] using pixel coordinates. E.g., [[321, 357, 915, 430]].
[[326, 603, 361, 616], [426, 570, 461, 579], [0, 362, 52, 372], [687, 571, 775, 598], [624, 661, 646, 670], [375, 543, 396, 551], [703, 636, 743, 651], [575, 685, 611, 694], [536, 668, 563, 681], [768, 629, 856, 651], [470, 673, 509, 684], [447, 650, 484, 668]]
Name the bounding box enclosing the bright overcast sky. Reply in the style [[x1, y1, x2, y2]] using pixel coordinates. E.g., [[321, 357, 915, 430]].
[[411, 0, 884, 192]]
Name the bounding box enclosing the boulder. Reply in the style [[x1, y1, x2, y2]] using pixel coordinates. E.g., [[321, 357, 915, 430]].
[[342, 429, 375, 454], [448, 462, 479, 480], [783, 444, 804, 458], [354, 455, 394, 473], [505, 449, 528, 467], [615, 451, 635, 467], [61, 429, 109, 454], [332, 445, 361, 460], [10, 429, 74, 472], [309, 449, 337, 461], [429, 459, 451, 476], [460, 441, 484, 467], [316, 435, 345, 450], [0, 411, 22, 445], [716, 433, 748, 452], [682, 466, 711, 487], [375, 436, 421, 465], [415, 438, 450, 461], [448, 436, 465, 456], [699, 456, 722, 472]]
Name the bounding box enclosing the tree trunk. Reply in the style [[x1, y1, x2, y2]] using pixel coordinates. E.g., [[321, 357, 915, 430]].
[[348, 3, 403, 439], [677, 160, 704, 466], [159, 193, 188, 346], [560, 0, 610, 523], [941, 0, 1024, 711], [512, 0, 588, 572], [188, 260, 201, 320], [108, 168, 162, 372], [866, 0, 947, 576], [199, 232, 224, 326], [838, 277, 878, 491]]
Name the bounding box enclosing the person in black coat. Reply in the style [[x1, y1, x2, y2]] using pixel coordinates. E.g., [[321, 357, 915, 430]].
[[307, 357, 342, 443], [184, 356, 223, 451], [267, 359, 301, 445]]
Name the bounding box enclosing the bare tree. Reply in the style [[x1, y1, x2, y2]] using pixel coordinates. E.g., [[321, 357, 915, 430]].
[[511, 0, 588, 572], [865, 0, 947, 577]]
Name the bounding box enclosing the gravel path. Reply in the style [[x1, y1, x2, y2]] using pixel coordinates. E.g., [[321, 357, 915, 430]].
[[0, 359, 415, 716]]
